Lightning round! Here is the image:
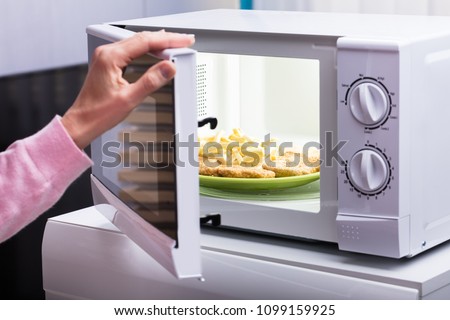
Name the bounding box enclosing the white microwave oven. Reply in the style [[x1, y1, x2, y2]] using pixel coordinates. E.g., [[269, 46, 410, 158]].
[[88, 9, 450, 279]]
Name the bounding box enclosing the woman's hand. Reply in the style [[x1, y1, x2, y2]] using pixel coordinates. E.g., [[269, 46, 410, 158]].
[[61, 31, 195, 149]]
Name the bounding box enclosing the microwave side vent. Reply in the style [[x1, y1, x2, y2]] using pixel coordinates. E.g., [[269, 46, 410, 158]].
[[196, 61, 209, 118]]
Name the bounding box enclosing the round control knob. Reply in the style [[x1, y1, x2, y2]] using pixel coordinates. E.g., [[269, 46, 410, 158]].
[[349, 82, 389, 126], [348, 149, 389, 194]]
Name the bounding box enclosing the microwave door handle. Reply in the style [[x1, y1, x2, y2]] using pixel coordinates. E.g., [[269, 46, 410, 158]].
[[86, 24, 182, 60], [87, 24, 135, 43]]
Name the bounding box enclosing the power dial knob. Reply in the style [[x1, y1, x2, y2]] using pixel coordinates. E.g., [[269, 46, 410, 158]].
[[348, 149, 390, 194], [349, 81, 389, 126]]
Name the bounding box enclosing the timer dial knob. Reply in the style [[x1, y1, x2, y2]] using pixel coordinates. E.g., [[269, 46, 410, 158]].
[[348, 149, 389, 194], [349, 82, 389, 126]]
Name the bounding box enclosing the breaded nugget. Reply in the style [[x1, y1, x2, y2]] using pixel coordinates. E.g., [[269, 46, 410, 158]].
[[263, 151, 320, 177], [262, 162, 310, 177], [199, 157, 221, 176], [199, 156, 275, 178], [301, 147, 320, 167], [216, 165, 276, 178]]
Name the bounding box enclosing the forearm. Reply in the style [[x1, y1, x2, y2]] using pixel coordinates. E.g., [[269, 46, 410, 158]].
[[0, 116, 92, 242]]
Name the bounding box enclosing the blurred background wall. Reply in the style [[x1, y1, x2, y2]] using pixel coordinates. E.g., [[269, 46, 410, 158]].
[[1, 0, 450, 299], [253, 0, 450, 14]]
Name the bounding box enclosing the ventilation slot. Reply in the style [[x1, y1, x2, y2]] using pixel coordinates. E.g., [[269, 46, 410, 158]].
[[196, 63, 208, 118]]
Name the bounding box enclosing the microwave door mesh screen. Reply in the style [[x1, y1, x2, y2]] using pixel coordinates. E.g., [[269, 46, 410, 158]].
[[101, 54, 178, 241]]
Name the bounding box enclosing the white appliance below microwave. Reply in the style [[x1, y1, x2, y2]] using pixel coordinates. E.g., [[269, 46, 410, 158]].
[[41, 206, 450, 300], [88, 9, 450, 279]]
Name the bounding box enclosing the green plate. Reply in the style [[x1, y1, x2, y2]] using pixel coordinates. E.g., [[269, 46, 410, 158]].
[[200, 179, 320, 201], [199, 172, 320, 200], [199, 172, 320, 191]]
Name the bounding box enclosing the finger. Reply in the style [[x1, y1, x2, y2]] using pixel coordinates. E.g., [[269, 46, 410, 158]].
[[113, 31, 195, 63], [124, 60, 176, 108]]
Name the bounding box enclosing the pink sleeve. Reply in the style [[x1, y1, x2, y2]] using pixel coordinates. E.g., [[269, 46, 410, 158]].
[[0, 116, 93, 242]]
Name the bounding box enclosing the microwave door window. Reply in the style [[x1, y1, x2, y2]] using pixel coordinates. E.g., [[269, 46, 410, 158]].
[[98, 55, 179, 241], [121, 58, 178, 240]]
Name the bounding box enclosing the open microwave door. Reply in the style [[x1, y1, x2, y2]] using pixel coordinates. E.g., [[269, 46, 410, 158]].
[[87, 24, 201, 279]]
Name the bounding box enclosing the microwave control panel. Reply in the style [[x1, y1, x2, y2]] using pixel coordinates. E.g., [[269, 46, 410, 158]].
[[336, 39, 400, 219]]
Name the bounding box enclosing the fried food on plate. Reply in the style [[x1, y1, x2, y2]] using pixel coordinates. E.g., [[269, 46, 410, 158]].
[[198, 128, 320, 179], [216, 165, 275, 178], [263, 147, 320, 177], [199, 157, 275, 178]]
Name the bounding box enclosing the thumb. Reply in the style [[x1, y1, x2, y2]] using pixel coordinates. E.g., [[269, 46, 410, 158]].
[[126, 60, 176, 108]]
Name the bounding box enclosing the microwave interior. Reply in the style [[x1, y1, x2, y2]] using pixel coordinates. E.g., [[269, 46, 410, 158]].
[[180, 29, 339, 243], [196, 51, 321, 212]]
